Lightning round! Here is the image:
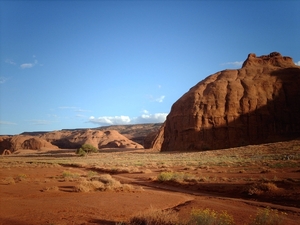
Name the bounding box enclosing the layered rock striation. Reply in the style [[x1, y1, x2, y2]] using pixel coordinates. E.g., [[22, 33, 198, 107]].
[[152, 52, 300, 151]]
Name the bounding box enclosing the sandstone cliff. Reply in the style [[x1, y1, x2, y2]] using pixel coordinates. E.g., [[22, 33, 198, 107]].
[[152, 52, 300, 151]]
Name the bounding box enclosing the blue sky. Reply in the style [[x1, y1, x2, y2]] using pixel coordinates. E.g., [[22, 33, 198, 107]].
[[1, 1, 299, 135]]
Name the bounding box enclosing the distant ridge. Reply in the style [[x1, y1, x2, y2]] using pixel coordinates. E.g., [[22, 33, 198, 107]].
[[20, 123, 163, 145]]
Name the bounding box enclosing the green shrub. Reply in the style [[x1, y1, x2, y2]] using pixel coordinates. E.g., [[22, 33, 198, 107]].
[[76, 144, 98, 156], [189, 208, 235, 225], [157, 172, 195, 182], [76, 148, 87, 157], [248, 207, 286, 225]]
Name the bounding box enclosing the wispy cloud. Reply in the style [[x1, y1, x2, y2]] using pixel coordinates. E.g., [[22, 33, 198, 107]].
[[148, 95, 165, 103], [5, 59, 16, 65], [0, 76, 9, 84], [28, 119, 53, 125], [295, 61, 300, 66], [20, 59, 38, 69], [0, 120, 17, 125], [155, 95, 165, 103], [88, 111, 167, 126], [221, 61, 243, 67], [59, 106, 91, 113], [59, 106, 78, 110], [75, 108, 92, 112]]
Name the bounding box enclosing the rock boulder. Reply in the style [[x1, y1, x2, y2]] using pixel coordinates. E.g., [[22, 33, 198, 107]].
[[152, 52, 300, 151]]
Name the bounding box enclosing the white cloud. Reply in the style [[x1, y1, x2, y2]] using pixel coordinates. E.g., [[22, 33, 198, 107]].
[[142, 109, 149, 114], [295, 61, 300, 66], [221, 61, 243, 67], [88, 112, 167, 126], [20, 58, 38, 69], [89, 115, 131, 125], [0, 120, 17, 125], [155, 95, 165, 103], [20, 63, 34, 69], [134, 112, 167, 124]]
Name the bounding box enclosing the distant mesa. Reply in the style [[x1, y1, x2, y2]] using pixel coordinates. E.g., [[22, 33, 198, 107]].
[[152, 52, 300, 151], [0, 135, 58, 154], [0, 124, 162, 154], [40, 129, 143, 150]]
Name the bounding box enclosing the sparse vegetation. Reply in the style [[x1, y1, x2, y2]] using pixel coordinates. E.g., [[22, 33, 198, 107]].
[[123, 207, 286, 225], [157, 172, 195, 182], [189, 208, 235, 225], [62, 170, 81, 181], [76, 143, 98, 156], [127, 207, 179, 225], [248, 207, 287, 225], [0, 139, 299, 224], [74, 174, 134, 192]]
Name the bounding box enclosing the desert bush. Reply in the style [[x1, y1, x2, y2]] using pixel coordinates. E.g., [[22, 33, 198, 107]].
[[43, 186, 59, 192], [248, 182, 278, 196], [62, 170, 81, 181], [128, 207, 179, 225], [76, 144, 98, 156], [1, 177, 15, 185], [248, 207, 286, 225], [16, 173, 28, 182], [86, 170, 98, 178], [157, 172, 195, 182], [189, 208, 235, 225], [74, 174, 134, 192], [73, 180, 104, 192]]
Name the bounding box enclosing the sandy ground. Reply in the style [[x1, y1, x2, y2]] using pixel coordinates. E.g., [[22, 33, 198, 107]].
[[1, 142, 300, 224]]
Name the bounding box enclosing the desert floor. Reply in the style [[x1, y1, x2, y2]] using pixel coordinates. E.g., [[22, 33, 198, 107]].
[[0, 139, 300, 225]]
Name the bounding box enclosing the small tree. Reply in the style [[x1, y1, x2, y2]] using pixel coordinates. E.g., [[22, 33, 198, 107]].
[[76, 144, 98, 156]]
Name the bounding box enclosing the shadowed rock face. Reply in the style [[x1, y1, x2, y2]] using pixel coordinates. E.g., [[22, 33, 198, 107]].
[[152, 52, 300, 151]]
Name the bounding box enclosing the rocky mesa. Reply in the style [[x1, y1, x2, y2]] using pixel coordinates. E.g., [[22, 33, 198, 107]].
[[0, 129, 144, 154], [152, 52, 300, 151]]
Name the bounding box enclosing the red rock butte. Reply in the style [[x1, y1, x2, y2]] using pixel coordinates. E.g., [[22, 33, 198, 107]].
[[152, 52, 300, 151]]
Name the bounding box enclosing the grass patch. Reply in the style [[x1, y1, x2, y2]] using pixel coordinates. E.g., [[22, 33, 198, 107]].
[[126, 207, 178, 225], [248, 182, 279, 196], [248, 207, 287, 225], [190, 208, 235, 225], [157, 172, 195, 182], [74, 174, 134, 192], [62, 170, 81, 181]]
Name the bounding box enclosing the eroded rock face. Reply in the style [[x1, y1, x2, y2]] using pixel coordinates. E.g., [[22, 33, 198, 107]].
[[152, 52, 300, 151], [0, 135, 58, 153], [40, 129, 143, 149]]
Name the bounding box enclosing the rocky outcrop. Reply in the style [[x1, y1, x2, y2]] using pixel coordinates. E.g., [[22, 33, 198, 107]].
[[152, 52, 300, 151], [0, 135, 58, 153], [40, 129, 143, 149]]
